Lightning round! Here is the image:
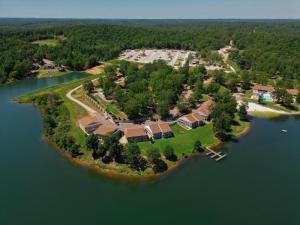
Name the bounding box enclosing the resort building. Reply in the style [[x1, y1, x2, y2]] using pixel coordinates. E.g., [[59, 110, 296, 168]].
[[194, 100, 214, 120], [94, 124, 119, 139], [78, 116, 102, 134], [145, 123, 173, 139], [252, 84, 275, 102], [178, 113, 205, 129], [124, 126, 148, 143]]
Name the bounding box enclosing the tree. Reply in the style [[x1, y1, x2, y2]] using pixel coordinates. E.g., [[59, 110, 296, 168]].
[[147, 147, 161, 163], [123, 144, 141, 165], [238, 102, 248, 121], [194, 140, 204, 152], [83, 80, 94, 94], [275, 88, 293, 107], [163, 145, 177, 161], [157, 101, 170, 119], [123, 144, 147, 171], [213, 112, 232, 141], [177, 98, 189, 114], [297, 92, 300, 104], [152, 159, 168, 173], [92, 143, 107, 159], [86, 134, 99, 151], [241, 71, 252, 90]]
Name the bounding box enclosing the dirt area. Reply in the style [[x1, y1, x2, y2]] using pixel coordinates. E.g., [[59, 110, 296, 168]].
[[85, 65, 105, 75]]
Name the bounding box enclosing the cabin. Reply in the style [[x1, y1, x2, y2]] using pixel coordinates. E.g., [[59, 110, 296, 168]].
[[94, 124, 119, 139], [194, 100, 214, 120], [145, 123, 173, 139], [78, 116, 102, 134], [252, 84, 275, 102], [178, 113, 205, 129], [42, 59, 56, 70], [124, 127, 148, 143]]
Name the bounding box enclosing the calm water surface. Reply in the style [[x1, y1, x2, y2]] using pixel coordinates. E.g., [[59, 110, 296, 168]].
[[0, 73, 299, 225]]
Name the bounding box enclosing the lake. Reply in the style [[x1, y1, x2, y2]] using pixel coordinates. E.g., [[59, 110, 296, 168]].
[[0, 73, 299, 225]]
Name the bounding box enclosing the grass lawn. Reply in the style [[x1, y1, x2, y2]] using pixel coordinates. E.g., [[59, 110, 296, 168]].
[[37, 69, 69, 78], [32, 39, 59, 47], [138, 124, 216, 158]]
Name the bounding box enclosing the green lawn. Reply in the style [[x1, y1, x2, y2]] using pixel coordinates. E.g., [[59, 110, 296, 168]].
[[32, 39, 59, 47], [138, 124, 216, 158], [37, 69, 69, 78]]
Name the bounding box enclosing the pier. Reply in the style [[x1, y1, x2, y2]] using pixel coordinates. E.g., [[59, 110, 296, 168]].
[[205, 148, 227, 161]]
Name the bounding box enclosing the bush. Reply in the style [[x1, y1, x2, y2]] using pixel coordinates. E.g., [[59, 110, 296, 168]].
[[163, 145, 177, 161], [147, 147, 161, 163]]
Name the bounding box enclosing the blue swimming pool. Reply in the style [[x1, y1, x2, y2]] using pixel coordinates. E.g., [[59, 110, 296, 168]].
[[262, 97, 274, 102]]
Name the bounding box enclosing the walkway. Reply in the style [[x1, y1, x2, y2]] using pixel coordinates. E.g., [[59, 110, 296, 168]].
[[66, 81, 115, 125], [247, 102, 286, 114]]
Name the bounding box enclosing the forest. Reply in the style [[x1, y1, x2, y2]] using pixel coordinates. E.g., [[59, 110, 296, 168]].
[[1, 20, 300, 85]]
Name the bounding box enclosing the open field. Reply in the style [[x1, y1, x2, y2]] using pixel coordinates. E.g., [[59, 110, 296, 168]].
[[119, 49, 196, 69], [36, 69, 69, 78], [138, 124, 216, 158], [85, 65, 106, 75], [32, 39, 59, 47]]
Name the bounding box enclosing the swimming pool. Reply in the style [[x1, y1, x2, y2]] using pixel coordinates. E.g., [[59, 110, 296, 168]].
[[262, 97, 274, 102]]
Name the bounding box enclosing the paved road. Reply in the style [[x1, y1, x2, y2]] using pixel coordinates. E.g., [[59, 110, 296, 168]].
[[66, 85, 97, 115]]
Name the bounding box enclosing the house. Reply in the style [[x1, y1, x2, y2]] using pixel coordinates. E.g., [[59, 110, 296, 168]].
[[42, 59, 56, 70], [145, 123, 173, 139], [178, 113, 205, 129], [124, 126, 148, 143], [78, 116, 102, 134], [194, 100, 214, 120], [252, 84, 275, 102], [94, 124, 119, 139], [287, 89, 299, 101]]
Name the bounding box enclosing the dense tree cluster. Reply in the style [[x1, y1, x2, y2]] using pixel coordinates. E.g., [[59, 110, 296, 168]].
[[100, 61, 206, 120], [1, 21, 300, 85], [85, 135, 168, 173], [211, 89, 238, 140], [31, 93, 81, 157]]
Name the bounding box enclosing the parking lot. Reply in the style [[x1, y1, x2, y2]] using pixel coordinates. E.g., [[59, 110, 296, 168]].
[[119, 49, 197, 69]]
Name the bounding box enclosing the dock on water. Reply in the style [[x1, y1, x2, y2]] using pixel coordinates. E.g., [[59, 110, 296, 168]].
[[205, 148, 227, 161]]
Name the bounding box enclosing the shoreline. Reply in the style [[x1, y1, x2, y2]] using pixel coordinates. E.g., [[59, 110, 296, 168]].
[[41, 119, 252, 180]]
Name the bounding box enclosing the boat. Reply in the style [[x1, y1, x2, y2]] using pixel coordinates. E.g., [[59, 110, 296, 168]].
[[281, 129, 288, 133]]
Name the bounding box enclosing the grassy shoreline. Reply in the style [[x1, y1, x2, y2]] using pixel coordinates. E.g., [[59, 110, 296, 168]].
[[16, 78, 252, 178]]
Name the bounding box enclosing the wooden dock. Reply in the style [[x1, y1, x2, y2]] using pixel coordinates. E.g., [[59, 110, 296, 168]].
[[205, 148, 227, 161]]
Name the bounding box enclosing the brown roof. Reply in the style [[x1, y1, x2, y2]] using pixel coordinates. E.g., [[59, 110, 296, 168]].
[[181, 112, 205, 124], [78, 116, 102, 128], [158, 123, 172, 133], [184, 114, 198, 123], [94, 124, 118, 136], [287, 89, 299, 96], [148, 123, 172, 134], [148, 124, 161, 134], [192, 113, 205, 121], [195, 100, 214, 115], [124, 127, 147, 138], [252, 84, 275, 92]]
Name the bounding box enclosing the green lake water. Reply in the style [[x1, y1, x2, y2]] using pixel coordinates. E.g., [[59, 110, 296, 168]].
[[0, 73, 299, 225]]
